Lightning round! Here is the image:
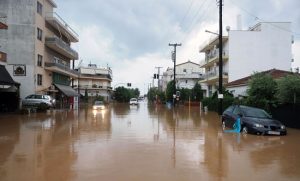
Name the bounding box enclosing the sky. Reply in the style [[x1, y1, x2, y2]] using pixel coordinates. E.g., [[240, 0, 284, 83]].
[[55, 0, 300, 95]]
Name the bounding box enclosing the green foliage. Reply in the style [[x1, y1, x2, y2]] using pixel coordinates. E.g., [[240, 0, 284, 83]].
[[246, 73, 277, 111], [114, 86, 140, 102], [277, 75, 300, 104], [147, 87, 165, 103], [192, 83, 203, 101], [94, 95, 104, 103], [179, 88, 192, 102], [166, 80, 175, 101], [202, 89, 234, 112]]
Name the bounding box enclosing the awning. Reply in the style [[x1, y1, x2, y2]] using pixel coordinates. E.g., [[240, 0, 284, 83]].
[[0, 65, 16, 85], [54, 84, 79, 97]]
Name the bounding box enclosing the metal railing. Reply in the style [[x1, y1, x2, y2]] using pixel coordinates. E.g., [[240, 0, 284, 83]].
[[45, 12, 79, 38], [45, 59, 79, 76], [45, 36, 78, 59]]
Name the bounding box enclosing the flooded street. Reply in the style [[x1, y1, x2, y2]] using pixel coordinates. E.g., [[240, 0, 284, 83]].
[[0, 101, 300, 181]]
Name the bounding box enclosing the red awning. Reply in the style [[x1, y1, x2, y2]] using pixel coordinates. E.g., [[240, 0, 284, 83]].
[[0, 22, 8, 29]]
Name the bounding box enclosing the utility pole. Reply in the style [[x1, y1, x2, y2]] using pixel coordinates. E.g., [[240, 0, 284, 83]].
[[155, 66, 163, 90], [169, 43, 181, 106], [218, 0, 223, 115]]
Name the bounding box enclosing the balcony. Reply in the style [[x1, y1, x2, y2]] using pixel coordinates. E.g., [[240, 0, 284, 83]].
[[199, 70, 228, 84], [80, 73, 112, 81], [45, 36, 78, 60], [75, 85, 113, 91], [45, 58, 79, 78], [45, 12, 78, 42], [200, 50, 229, 68]]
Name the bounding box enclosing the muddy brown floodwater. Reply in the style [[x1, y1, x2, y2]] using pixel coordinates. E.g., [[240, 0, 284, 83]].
[[0, 101, 299, 181]]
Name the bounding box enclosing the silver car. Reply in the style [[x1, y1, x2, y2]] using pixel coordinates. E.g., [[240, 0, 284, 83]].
[[22, 94, 55, 108]]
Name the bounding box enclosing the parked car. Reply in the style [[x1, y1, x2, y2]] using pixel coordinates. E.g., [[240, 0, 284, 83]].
[[93, 101, 105, 110], [222, 105, 287, 135], [129, 98, 138, 105], [22, 94, 55, 108]]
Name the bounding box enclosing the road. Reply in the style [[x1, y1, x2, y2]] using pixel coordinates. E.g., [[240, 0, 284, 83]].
[[0, 101, 299, 181]]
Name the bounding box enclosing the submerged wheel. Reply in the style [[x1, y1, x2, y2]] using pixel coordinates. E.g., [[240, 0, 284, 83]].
[[242, 126, 248, 134]]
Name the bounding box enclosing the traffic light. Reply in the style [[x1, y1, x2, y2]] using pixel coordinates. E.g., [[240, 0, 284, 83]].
[[127, 83, 131, 87]]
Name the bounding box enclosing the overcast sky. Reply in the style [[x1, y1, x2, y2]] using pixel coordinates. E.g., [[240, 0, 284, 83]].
[[56, 0, 300, 94]]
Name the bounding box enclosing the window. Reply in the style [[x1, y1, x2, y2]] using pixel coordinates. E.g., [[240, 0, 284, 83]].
[[37, 54, 43, 67], [183, 69, 187, 73], [37, 28, 43, 41], [37, 1, 43, 15], [37, 74, 42, 86], [185, 80, 188, 84]]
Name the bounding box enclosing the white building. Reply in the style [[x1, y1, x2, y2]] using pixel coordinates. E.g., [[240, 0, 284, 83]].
[[199, 22, 293, 97], [162, 60, 203, 91], [75, 64, 113, 101]]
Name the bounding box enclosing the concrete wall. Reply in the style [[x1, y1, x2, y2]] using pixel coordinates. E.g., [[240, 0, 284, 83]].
[[0, 0, 36, 98], [229, 22, 292, 82]]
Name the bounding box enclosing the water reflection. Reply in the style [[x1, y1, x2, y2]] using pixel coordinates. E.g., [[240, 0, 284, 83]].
[[0, 104, 299, 181]]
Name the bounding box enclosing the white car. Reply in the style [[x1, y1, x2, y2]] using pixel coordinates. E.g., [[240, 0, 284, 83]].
[[22, 94, 55, 108], [93, 101, 105, 110], [129, 98, 138, 105]]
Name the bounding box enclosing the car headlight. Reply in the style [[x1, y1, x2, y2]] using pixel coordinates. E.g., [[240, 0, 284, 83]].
[[280, 125, 286, 129], [254, 123, 264, 128]]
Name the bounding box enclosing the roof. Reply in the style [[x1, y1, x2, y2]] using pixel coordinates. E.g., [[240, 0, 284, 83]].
[[0, 22, 8, 29], [226, 69, 297, 88], [0, 65, 16, 85], [176, 60, 199, 67]]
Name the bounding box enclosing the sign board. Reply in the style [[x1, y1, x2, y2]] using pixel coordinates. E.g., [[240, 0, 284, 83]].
[[218, 94, 224, 99]]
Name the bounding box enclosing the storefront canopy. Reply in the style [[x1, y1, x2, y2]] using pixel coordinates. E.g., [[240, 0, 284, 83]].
[[54, 84, 79, 97], [0, 65, 16, 85]]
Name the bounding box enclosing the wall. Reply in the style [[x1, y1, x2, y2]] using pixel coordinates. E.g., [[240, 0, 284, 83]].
[[0, 0, 36, 98], [229, 22, 292, 82]]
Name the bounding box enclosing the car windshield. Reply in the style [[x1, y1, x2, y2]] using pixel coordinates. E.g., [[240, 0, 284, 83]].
[[241, 107, 271, 118], [94, 101, 104, 105], [130, 98, 137, 101]]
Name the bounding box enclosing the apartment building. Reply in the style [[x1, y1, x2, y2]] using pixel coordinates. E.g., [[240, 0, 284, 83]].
[[199, 22, 292, 97], [0, 0, 79, 108], [75, 64, 113, 102], [162, 60, 203, 92]]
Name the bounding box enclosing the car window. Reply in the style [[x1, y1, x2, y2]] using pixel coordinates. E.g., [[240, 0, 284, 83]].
[[25, 94, 34, 99], [35, 95, 43, 99], [241, 107, 271, 118], [94, 101, 104, 105]]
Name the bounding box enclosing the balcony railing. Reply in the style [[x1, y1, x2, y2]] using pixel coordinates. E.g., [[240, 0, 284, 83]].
[[80, 73, 112, 80], [45, 36, 78, 60], [75, 85, 113, 90], [45, 12, 79, 42], [45, 58, 79, 77], [204, 70, 228, 80]]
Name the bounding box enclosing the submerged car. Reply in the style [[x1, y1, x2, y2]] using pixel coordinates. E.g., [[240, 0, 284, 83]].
[[129, 98, 138, 105], [222, 105, 287, 135], [22, 94, 55, 108], [93, 101, 105, 110]]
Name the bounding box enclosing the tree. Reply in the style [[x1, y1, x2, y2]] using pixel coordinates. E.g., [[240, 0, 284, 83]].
[[147, 87, 165, 103], [277, 75, 300, 104], [114, 86, 131, 102], [246, 73, 277, 111], [166, 80, 175, 101], [192, 83, 203, 101]]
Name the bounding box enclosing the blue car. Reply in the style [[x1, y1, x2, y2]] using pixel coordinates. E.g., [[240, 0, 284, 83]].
[[222, 105, 287, 136]]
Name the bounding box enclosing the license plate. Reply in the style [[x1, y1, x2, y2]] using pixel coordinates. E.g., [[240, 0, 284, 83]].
[[268, 131, 280, 135]]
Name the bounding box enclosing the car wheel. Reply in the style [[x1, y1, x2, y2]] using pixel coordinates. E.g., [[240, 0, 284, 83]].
[[242, 126, 248, 134]]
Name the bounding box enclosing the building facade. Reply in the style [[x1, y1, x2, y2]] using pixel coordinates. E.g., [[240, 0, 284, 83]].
[[162, 60, 203, 92], [199, 22, 293, 97], [75, 64, 113, 102], [0, 0, 79, 108]]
